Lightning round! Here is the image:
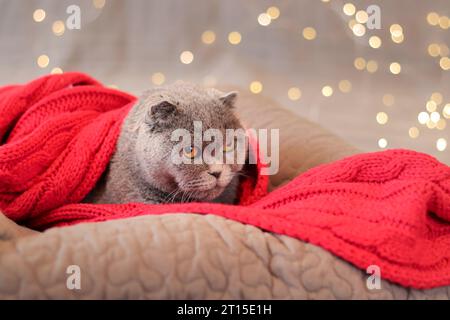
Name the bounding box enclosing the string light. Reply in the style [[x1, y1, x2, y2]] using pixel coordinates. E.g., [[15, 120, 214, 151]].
[[287, 87, 302, 100], [354, 57, 366, 70], [443, 104, 450, 118], [321, 86, 333, 97], [430, 111, 441, 123], [408, 127, 419, 139], [439, 57, 450, 70], [390, 62, 402, 74], [228, 32, 242, 45], [439, 16, 450, 29], [418, 112, 430, 124], [51, 67, 63, 74], [436, 138, 447, 151], [430, 92, 442, 105], [302, 27, 317, 40], [37, 55, 50, 68], [369, 36, 382, 49], [428, 43, 441, 57], [426, 100, 437, 112], [343, 3, 356, 16], [250, 81, 263, 94], [180, 51, 194, 64], [266, 6, 280, 20], [352, 23, 366, 37], [437, 119, 447, 130], [33, 9, 46, 22], [338, 80, 352, 93], [376, 112, 388, 124], [378, 138, 388, 148], [52, 20, 65, 36], [427, 12, 440, 26], [258, 13, 271, 26], [201, 31, 216, 44], [355, 10, 368, 24]]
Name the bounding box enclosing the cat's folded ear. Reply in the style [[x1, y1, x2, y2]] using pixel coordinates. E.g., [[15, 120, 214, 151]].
[[219, 91, 238, 108], [145, 101, 178, 127]]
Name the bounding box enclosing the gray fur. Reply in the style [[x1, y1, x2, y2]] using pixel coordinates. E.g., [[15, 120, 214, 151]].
[[85, 82, 246, 204]]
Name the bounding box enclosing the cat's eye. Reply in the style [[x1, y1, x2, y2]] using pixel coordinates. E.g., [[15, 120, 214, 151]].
[[183, 146, 199, 159]]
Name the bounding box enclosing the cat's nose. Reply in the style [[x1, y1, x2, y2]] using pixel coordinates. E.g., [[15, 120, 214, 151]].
[[208, 171, 221, 179]]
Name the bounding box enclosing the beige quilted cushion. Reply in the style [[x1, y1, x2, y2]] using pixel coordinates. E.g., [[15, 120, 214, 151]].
[[1, 89, 448, 299]]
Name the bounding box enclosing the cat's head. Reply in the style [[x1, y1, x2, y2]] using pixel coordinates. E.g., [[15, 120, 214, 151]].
[[130, 82, 247, 202]]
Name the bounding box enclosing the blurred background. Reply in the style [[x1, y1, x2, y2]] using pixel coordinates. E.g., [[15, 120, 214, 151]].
[[0, 0, 449, 163]]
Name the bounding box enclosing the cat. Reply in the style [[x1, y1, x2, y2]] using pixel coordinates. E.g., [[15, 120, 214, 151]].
[[85, 82, 247, 205]]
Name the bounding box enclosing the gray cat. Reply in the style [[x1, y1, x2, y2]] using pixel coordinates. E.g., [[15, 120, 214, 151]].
[[85, 82, 247, 204]]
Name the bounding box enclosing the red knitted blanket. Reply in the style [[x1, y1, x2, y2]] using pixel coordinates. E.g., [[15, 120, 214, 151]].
[[1, 73, 450, 289]]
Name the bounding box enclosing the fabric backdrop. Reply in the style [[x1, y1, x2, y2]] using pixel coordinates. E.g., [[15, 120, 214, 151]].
[[0, 0, 449, 163]]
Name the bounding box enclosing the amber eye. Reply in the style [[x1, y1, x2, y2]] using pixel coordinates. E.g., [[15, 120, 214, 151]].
[[183, 146, 199, 159]]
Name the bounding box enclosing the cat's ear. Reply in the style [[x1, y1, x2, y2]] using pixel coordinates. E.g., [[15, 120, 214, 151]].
[[146, 101, 178, 125], [219, 91, 238, 108]]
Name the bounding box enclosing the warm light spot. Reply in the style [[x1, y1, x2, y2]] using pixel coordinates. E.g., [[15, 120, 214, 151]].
[[258, 13, 271, 26], [378, 138, 388, 149], [348, 19, 357, 30], [431, 111, 441, 123], [201, 31, 216, 44], [418, 111, 430, 124], [355, 10, 368, 24], [151, 72, 165, 85], [250, 81, 263, 94], [437, 138, 447, 151], [228, 32, 242, 45], [343, 3, 356, 16], [390, 24, 403, 37], [427, 12, 440, 26], [430, 92, 443, 105], [302, 27, 317, 40], [354, 57, 366, 70], [37, 54, 50, 68], [382, 94, 395, 107], [389, 62, 402, 74], [428, 43, 440, 57], [93, 0, 106, 9], [267, 6, 280, 20], [52, 20, 65, 36], [366, 60, 378, 73], [427, 119, 437, 129], [180, 51, 194, 64], [321, 86, 333, 97], [426, 100, 437, 112], [443, 104, 450, 119], [439, 57, 450, 70], [287, 87, 302, 101], [437, 119, 447, 130], [439, 16, 450, 29], [338, 80, 352, 93], [352, 23, 366, 37], [391, 34, 404, 44], [408, 127, 419, 139], [369, 36, 382, 49], [376, 112, 388, 125], [51, 67, 63, 74], [33, 9, 46, 22]]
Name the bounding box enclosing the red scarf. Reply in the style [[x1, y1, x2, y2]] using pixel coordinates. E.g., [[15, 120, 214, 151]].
[[1, 73, 450, 289]]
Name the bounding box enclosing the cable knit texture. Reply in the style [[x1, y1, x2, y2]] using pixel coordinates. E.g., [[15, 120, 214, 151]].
[[1, 73, 450, 289]]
